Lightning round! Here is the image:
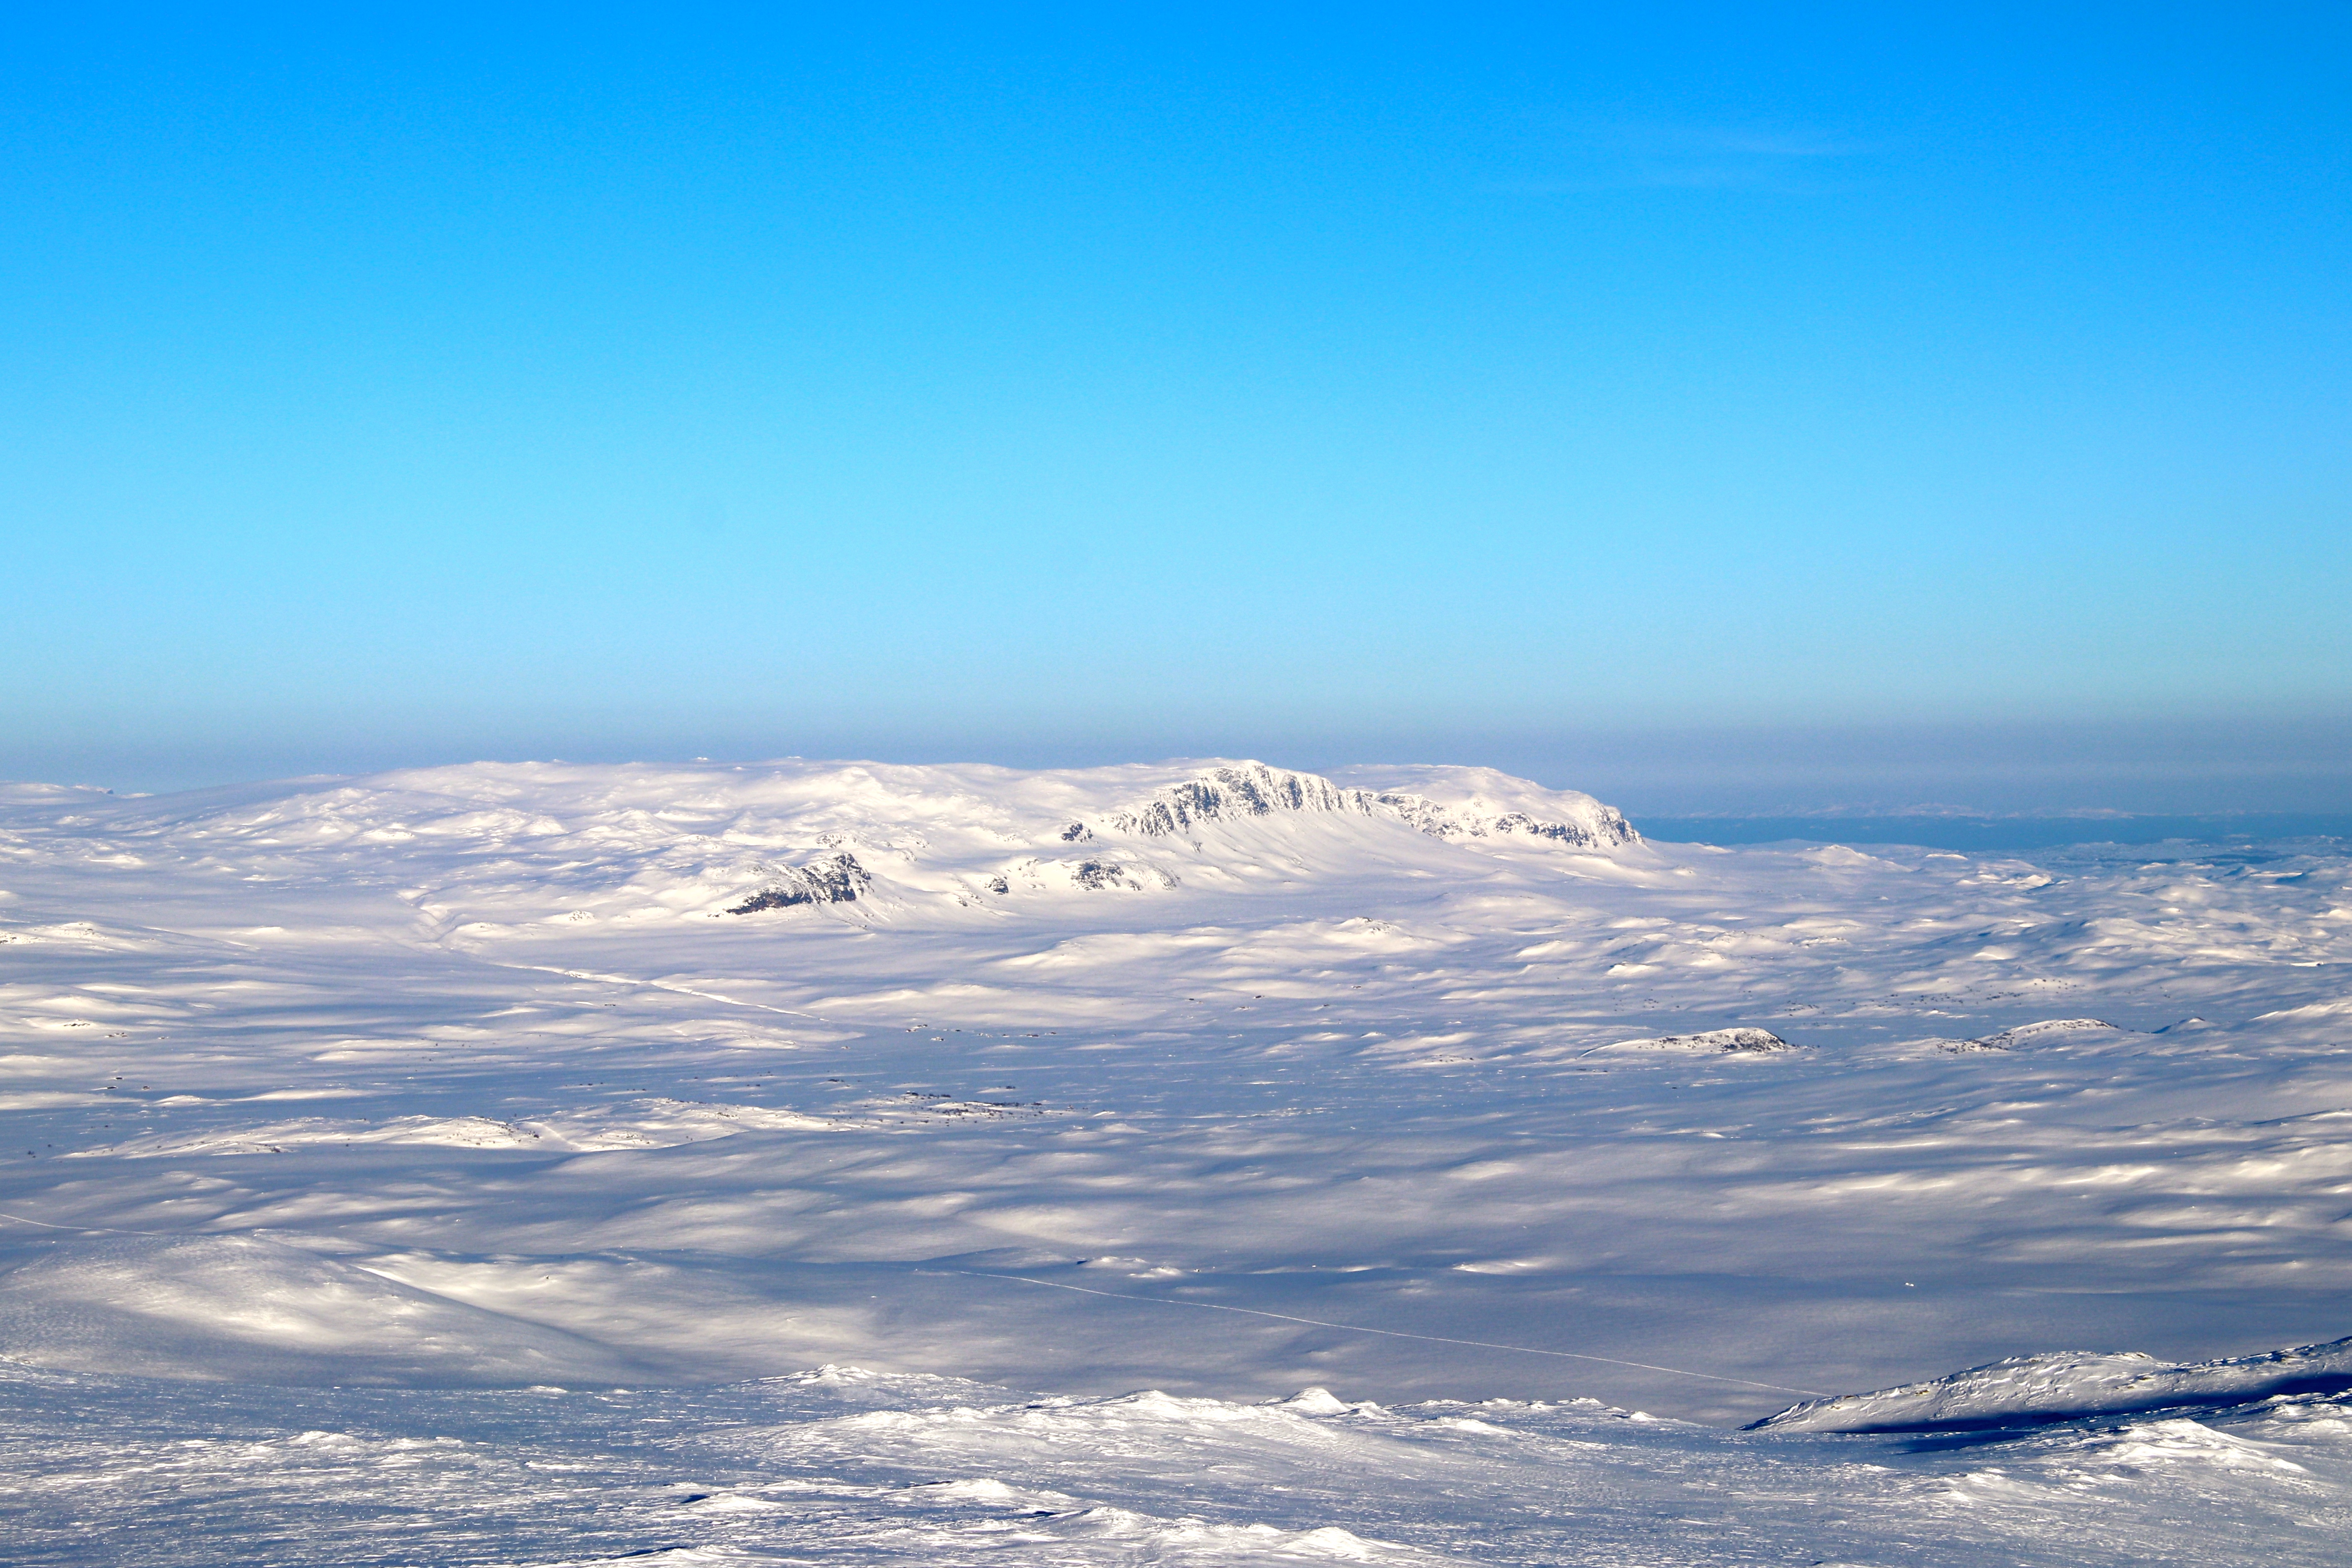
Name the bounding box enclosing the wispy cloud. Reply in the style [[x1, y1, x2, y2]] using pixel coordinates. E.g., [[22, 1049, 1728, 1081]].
[[1500, 119, 1876, 195]]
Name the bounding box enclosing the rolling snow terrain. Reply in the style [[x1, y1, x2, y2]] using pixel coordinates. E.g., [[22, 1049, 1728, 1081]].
[[2, 758, 2349, 1564]]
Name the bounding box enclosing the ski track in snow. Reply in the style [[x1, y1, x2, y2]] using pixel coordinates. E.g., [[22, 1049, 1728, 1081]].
[[1, 757, 2349, 1563]]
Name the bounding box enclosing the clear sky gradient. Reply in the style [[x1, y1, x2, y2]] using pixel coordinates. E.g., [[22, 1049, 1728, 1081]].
[[6, 5, 2347, 809]]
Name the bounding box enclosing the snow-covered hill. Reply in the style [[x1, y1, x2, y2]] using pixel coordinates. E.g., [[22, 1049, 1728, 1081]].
[[1754, 1333, 2352, 1432], [0, 757, 1637, 929], [2, 757, 2349, 1563]]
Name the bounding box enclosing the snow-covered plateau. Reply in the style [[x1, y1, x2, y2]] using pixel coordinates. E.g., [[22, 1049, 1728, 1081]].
[[2, 757, 2349, 1564]]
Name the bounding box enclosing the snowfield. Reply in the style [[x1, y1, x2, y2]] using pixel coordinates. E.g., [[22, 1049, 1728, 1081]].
[[2, 758, 2349, 1563]]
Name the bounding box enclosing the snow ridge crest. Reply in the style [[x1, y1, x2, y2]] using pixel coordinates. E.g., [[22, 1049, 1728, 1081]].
[[1092, 761, 1639, 851], [1750, 1334, 2352, 1433], [1105, 763, 1372, 837]]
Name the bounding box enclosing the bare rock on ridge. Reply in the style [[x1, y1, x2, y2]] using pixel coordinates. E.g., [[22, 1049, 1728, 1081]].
[[1590, 1027, 1796, 1055], [728, 851, 872, 913], [1105, 763, 1374, 838], [1958, 1018, 2129, 1051], [1074, 761, 1640, 851]]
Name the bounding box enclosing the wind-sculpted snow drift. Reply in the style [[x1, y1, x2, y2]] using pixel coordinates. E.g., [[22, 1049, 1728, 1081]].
[[1753, 1334, 2352, 1432], [2, 757, 2350, 1563]]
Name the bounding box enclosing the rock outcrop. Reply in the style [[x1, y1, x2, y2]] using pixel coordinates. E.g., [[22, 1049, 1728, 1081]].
[[727, 852, 872, 913]]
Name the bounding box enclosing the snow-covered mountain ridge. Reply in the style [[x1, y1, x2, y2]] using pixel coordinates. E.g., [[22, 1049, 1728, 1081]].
[[1089, 761, 1636, 850], [3, 758, 2351, 1562], [0, 757, 1642, 931]]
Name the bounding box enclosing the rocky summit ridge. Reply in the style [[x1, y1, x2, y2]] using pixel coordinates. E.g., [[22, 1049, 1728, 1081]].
[[1091, 761, 1638, 851], [717, 761, 1640, 915], [0, 756, 1642, 929]]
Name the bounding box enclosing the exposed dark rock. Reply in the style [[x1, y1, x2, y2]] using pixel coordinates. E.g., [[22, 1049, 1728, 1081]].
[[1594, 1027, 1795, 1054], [1108, 763, 1374, 838], [728, 852, 872, 914]]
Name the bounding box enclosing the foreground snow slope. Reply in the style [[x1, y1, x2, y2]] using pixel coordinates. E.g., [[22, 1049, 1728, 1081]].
[[6, 1363, 2351, 1566], [2, 758, 2349, 1560]]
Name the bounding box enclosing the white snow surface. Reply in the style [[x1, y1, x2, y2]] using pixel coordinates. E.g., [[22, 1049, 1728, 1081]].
[[1755, 1334, 2352, 1431], [3, 756, 2351, 1563]]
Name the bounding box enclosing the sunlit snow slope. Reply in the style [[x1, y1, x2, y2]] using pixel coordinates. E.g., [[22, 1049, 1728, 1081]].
[[3, 758, 2349, 1564]]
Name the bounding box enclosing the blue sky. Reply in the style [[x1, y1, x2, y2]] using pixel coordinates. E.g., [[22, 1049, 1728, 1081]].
[[5, 5, 2348, 808]]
